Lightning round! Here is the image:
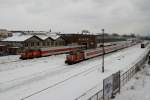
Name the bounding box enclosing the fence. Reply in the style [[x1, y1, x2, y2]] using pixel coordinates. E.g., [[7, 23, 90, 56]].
[[120, 54, 147, 87], [76, 49, 149, 100]]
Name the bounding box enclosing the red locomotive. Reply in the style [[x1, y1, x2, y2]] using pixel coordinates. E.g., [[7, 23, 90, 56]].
[[20, 45, 83, 60], [65, 42, 137, 64]]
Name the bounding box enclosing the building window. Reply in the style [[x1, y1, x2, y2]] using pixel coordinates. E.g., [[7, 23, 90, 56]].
[[25, 43, 28, 47], [59, 42, 61, 46], [51, 41, 54, 46], [47, 42, 49, 46], [37, 42, 40, 46], [31, 42, 34, 46], [54, 42, 57, 46], [43, 42, 45, 46]]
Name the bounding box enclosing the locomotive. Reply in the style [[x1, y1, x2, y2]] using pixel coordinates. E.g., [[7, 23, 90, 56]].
[[65, 42, 137, 65], [20, 45, 84, 60], [141, 41, 149, 48]]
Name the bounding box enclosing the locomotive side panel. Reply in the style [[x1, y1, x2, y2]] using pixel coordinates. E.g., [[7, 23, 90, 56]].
[[32, 50, 41, 58]]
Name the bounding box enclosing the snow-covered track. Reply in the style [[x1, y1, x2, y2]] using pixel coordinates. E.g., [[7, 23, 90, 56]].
[[0, 59, 21, 64], [21, 64, 98, 100], [0, 44, 147, 100]]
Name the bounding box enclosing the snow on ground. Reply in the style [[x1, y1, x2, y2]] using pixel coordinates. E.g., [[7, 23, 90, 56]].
[[114, 63, 150, 100], [0, 55, 21, 71], [0, 55, 20, 64], [0, 44, 149, 100], [0, 54, 65, 72], [24, 44, 149, 100]]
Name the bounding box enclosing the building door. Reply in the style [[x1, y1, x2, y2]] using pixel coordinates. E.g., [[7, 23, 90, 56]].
[[81, 42, 88, 49]]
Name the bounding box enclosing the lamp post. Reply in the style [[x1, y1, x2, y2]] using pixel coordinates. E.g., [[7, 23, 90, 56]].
[[102, 29, 105, 73]]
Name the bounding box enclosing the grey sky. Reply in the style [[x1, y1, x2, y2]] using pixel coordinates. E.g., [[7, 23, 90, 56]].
[[0, 0, 150, 34]]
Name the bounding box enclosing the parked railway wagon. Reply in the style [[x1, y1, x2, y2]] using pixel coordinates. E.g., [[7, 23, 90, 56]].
[[65, 42, 137, 64], [20, 45, 84, 60], [141, 41, 149, 48]]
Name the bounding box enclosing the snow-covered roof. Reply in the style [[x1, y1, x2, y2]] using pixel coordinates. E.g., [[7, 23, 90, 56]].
[[36, 35, 49, 40], [35, 34, 60, 40], [2, 32, 62, 42], [12, 32, 23, 36], [50, 34, 60, 40], [2, 35, 33, 42], [46, 32, 60, 40]]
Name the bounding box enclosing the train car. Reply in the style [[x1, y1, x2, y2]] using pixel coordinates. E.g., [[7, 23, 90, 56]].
[[84, 48, 103, 59], [20, 50, 41, 59], [65, 42, 137, 65], [40, 46, 80, 56], [65, 45, 115, 64], [141, 44, 144, 48], [20, 45, 84, 60], [141, 41, 149, 48]]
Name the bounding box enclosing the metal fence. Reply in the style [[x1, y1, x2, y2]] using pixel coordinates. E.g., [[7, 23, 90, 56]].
[[76, 50, 149, 100], [121, 51, 148, 87]]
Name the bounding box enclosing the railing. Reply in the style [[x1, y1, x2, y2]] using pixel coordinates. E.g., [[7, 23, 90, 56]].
[[120, 54, 147, 87], [76, 49, 149, 100]]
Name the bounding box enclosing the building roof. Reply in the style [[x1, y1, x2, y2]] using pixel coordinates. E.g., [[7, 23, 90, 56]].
[[35, 34, 60, 40], [12, 32, 23, 36], [1, 31, 64, 42], [2, 34, 63, 42], [36, 35, 49, 40], [2, 35, 33, 42], [49, 34, 60, 40]]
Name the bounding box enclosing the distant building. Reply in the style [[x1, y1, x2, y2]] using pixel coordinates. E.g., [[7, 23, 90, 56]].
[[0, 29, 12, 40], [0, 33, 65, 55], [61, 33, 128, 49], [0, 30, 130, 55], [61, 33, 96, 49]]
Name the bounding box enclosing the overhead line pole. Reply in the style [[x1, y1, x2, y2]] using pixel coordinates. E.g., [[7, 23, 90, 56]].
[[102, 29, 105, 73]]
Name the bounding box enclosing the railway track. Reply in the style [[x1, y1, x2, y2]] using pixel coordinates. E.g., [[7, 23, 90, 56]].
[[20, 45, 139, 100], [0, 45, 134, 90], [21, 63, 99, 100], [0, 60, 21, 64], [20, 49, 132, 100], [0, 51, 107, 91], [0, 54, 65, 72], [0, 51, 115, 95], [0, 44, 139, 100]]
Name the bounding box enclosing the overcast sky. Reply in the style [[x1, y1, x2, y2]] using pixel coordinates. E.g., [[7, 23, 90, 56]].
[[0, 0, 150, 34]]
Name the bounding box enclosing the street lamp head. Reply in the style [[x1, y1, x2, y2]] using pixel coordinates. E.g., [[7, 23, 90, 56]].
[[101, 29, 104, 32]]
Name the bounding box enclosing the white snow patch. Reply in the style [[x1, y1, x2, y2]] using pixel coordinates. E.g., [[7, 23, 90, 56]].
[[114, 64, 150, 100], [0, 44, 149, 100]]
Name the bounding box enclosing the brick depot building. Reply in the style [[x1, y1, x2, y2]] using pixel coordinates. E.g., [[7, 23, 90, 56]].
[[61, 34, 96, 49], [0, 33, 65, 55]]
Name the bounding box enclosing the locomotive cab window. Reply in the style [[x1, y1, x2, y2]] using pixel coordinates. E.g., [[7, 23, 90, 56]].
[[69, 51, 76, 55]]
